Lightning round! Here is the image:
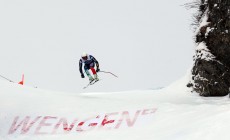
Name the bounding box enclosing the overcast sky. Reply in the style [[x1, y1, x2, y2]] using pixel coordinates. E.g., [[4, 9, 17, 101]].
[[0, 0, 194, 93]]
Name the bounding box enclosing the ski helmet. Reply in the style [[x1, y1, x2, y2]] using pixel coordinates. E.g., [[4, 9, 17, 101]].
[[81, 52, 88, 60]]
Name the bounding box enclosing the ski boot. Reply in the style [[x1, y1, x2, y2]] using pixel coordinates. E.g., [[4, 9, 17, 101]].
[[89, 75, 95, 83], [94, 74, 99, 82]]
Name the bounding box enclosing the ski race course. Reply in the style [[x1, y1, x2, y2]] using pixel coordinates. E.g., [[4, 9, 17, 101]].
[[1, 75, 230, 140]]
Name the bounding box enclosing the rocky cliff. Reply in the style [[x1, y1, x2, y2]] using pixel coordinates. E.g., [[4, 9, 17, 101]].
[[188, 0, 230, 96]]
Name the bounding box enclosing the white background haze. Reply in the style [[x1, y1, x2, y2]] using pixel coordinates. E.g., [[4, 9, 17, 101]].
[[0, 0, 194, 93]]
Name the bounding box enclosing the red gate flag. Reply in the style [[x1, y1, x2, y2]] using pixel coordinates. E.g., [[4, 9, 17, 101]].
[[18, 74, 24, 85]]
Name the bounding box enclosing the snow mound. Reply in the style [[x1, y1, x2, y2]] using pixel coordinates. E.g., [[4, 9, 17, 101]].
[[0, 77, 230, 140]]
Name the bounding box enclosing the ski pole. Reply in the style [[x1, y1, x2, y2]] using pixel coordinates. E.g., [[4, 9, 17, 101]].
[[99, 70, 118, 78]]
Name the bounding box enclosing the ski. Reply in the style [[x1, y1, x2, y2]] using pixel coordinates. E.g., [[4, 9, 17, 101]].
[[83, 79, 99, 89]]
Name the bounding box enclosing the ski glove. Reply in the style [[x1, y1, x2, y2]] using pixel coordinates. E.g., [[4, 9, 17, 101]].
[[81, 74, 85, 78], [96, 68, 100, 72]]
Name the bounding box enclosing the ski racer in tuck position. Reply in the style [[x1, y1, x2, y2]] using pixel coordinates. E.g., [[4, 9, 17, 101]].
[[79, 52, 100, 83]]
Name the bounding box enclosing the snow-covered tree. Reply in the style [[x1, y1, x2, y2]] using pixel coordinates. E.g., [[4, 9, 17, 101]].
[[187, 0, 230, 96]]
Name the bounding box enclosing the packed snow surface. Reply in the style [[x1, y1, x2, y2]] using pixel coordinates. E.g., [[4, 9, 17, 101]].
[[1, 76, 230, 140]]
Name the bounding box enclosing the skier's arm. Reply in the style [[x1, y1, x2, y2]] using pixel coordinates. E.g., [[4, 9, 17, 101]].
[[79, 60, 84, 78], [91, 56, 100, 71]]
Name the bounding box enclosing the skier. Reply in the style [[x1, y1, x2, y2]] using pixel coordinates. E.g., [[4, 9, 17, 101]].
[[79, 52, 100, 83]]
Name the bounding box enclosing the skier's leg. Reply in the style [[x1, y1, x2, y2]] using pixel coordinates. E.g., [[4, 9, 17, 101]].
[[84, 65, 94, 82], [90, 67, 96, 75], [90, 63, 99, 81]]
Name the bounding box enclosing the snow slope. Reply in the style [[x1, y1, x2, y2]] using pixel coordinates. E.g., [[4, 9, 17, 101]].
[[1, 75, 230, 140]]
